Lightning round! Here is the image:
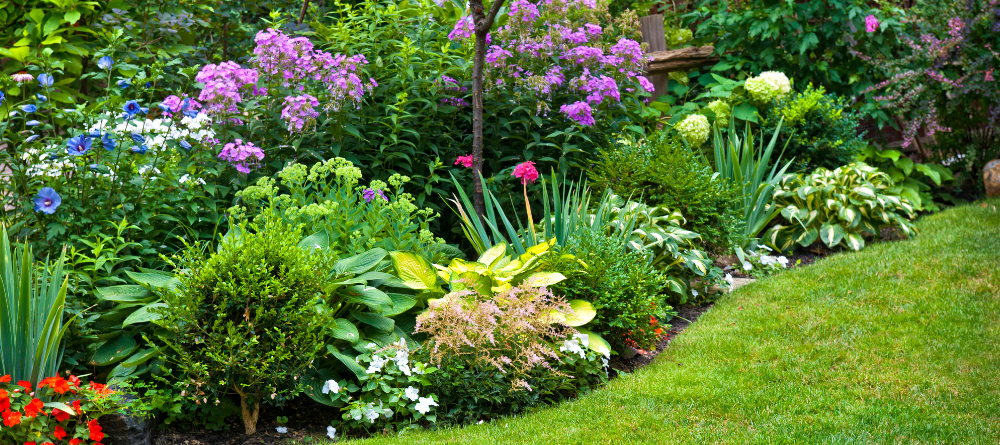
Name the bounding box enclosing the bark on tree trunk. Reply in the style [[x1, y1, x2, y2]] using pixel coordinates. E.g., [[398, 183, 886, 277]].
[[469, 0, 506, 217], [238, 392, 260, 435]]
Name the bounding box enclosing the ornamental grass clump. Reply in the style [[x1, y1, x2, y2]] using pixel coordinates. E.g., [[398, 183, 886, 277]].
[[152, 211, 334, 435]]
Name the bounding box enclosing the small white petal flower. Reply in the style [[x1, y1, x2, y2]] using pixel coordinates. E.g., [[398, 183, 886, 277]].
[[327, 426, 336, 439], [415, 396, 439, 414], [743, 262, 753, 270], [405, 386, 420, 401], [322, 379, 340, 394], [691, 288, 699, 297], [276, 427, 287, 434], [777, 256, 789, 267]]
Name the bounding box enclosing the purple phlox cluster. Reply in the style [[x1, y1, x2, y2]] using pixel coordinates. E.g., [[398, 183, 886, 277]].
[[637, 75, 654, 94], [563, 45, 604, 65], [608, 38, 646, 69], [439, 75, 468, 92], [584, 24, 602, 36], [252, 28, 375, 111], [441, 97, 469, 107], [486, 46, 515, 67], [281, 94, 321, 133], [363, 188, 388, 203], [160, 94, 202, 117], [196, 61, 259, 115], [948, 17, 965, 38], [509, 0, 540, 23], [218, 138, 265, 174], [559, 101, 595, 126], [574, 70, 620, 105], [449, 16, 475, 41]]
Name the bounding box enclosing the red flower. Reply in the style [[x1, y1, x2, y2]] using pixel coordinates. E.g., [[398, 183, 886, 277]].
[[654, 328, 664, 335], [88, 382, 113, 398], [0, 374, 10, 383], [2, 410, 21, 426], [53, 407, 70, 422], [17, 380, 32, 392], [54, 426, 67, 440], [39, 376, 71, 394], [69, 440, 82, 445], [24, 397, 45, 417], [512, 161, 539, 185], [43, 442, 55, 445], [454, 154, 474, 168], [24, 442, 36, 445], [72, 399, 82, 414], [68, 375, 81, 389], [88, 419, 105, 442]]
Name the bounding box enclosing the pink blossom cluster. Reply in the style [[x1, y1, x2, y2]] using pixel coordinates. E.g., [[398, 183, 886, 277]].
[[159, 94, 202, 117], [575, 70, 620, 105], [510, 0, 540, 23], [559, 101, 595, 126], [218, 138, 265, 174], [195, 61, 260, 115], [281, 94, 321, 133], [454, 154, 473, 168], [512, 160, 539, 184], [449, 17, 475, 41], [865, 14, 879, 33]]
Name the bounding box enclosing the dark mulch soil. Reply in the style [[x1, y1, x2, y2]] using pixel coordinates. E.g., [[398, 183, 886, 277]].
[[607, 304, 714, 377], [151, 400, 335, 445]]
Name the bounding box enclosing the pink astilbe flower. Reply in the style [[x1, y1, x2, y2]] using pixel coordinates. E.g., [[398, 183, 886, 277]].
[[512, 160, 539, 184], [865, 14, 879, 33], [454, 154, 474, 168], [559, 101, 596, 126], [281, 94, 321, 133], [218, 138, 265, 173]]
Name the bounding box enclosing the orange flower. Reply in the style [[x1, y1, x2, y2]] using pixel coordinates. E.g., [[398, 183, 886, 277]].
[[39, 376, 71, 394], [54, 426, 67, 440], [88, 419, 105, 442], [72, 400, 81, 414], [69, 440, 82, 445], [0, 375, 10, 383], [24, 397, 45, 417], [654, 328, 663, 335], [53, 408, 71, 422], [67, 375, 81, 389], [17, 380, 32, 392], [88, 382, 114, 398], [2, 410, 21, 426]]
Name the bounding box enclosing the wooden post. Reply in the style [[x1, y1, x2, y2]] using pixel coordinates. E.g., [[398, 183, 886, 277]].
[[639, 15, 669, 102]]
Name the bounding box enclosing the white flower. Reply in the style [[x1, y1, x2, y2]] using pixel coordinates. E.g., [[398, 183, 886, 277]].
[[760, 255, 776, 266], [757, 244, 773, 252], [674, 114, 710, 147], [777, 256, 789, 267], [362, 404, 381, 422], [725, 273, 734, 285], [276, 427, 287, 434], [572, 333, 590, 349], [366, 355, 387, 374], [327, 426, 337, 439], [321, 379, 340, 394], [691, 288, 699, 297], [745, 71, 792, 103], [415, 397, 439, 414], [404, 386, 420, 401], [559, 337, 586, 359], [743, 262, 753, 271]]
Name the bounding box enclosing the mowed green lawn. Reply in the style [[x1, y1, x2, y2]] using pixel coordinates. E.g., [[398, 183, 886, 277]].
[[345, 199, 1000, 444]]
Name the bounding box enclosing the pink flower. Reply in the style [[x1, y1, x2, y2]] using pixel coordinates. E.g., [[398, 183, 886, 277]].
[[512, 161, 539, 185], [865, 15, 879, 33], [455, 154, 474, 168], [12, 72, 34, 83], [449, 17, 474, 41], [558, 101, 596, 126], [986, 68, 994, 82], [218, 139, 265, 173]]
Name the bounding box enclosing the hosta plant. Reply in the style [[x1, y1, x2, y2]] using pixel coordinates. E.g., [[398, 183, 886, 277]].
[[857, 147, 954, 213], [764, 163, 917, 253]]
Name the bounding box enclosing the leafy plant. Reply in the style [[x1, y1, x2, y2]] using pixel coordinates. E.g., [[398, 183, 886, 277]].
[[0, 374, 127, 443], [857, 147, 955, 212], [760, 85, 866, 171], [764, 163, 917, 253], [0, 226, 70, 387]]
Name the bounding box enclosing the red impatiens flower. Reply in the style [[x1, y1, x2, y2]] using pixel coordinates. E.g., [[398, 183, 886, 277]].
[[24, 397, 45, 417], [69, 440, 82, 445], [88, 381, 114, 398], [24, 441, 36, 445], [39, 376, 71, 394], [0, 374, 10, 383], [2, 410, 21, 426], [68, 375, 81, 389], [72, 399, 82, 414], [17, 380, 32, 392], [54, 426, 67, 440], [89, 419, 105, 442], [53, 407, 71, 422]]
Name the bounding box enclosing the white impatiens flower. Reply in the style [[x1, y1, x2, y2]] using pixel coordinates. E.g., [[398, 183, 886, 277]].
[[178, 174, 206, 186], [415, 397, 439, 414], [366, 355, 388, 374], [559, 336, 586, 359], [777, 256, 789, 267], [725, 273, 735, 292], [327, 426, 337, 439], [404, 386, 420, 401], [674, 114, 710, 147], [573, 333, 590, 349], [321, 379, 340, 394], [743, 262, 753, 271], [691, 288, 699, 297], [276, 427, 288, 434], [745, 71, 792, 104], [759, 255, 777, 266]]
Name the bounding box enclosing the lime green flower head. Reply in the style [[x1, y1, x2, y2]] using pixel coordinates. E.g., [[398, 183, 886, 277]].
[[745, 71, 792, 104], [706, 100, 731, 128], [675, 114, 711, 147]]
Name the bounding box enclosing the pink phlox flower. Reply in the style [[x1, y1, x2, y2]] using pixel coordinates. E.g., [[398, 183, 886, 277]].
[[584, 24, 602, 36], [281, 94, 321, 134], [576, 71, 620, 105], [454, 154, 474, 168], [218, 138, 265, 174], [559, 101, 595, 126], [449, 16, 474, 41], [865, 14, 879, 33], [486, 46, 514, 66], [509, 0, 540, 23], [512, 160, 540, 184]]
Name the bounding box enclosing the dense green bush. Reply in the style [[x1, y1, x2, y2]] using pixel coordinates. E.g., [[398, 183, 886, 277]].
[[152, 211, 334, 435], [761, 84, 866, 171], [544, 229, 675, 351], [590, 133, 744, 252]]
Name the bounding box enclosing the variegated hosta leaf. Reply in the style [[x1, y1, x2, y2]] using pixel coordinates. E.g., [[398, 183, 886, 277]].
[[844, 232, 865, 251]]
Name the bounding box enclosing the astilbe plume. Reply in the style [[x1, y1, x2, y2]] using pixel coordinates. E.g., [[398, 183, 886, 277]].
[[414, 286, 577, 391]]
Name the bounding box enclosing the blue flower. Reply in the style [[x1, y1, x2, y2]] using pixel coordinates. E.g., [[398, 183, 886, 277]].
[[25, 120, 41, 126], [179, 140, 192, 150], [33, 187, 61, 214], [130, 133, 145, 143], [131, 145, 148, 154], [97, 56, 114, 70], [21, 104, 36, 113], [37, 73, 54, 87], [145, 82, 151, 88], [66, 135, 93, 156], [183, 110, 199, 118], [157, 103, 170, 112], [101, 133, 116, 151], [117, 79, 130, 89], [89, 164, 100, 170], [0, 91, 5, 103], [123, 100, 142, 117], [25, 135, 39, 142], [36, 93, 47, 102]]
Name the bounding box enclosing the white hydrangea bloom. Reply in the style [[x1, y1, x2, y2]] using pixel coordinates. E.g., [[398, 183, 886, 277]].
[[366, 355, 387, 374], [706, 99, 731, 128], [560, 336, 586, 359], [745, 71, 792, 104], [674, 114, 710, 147]]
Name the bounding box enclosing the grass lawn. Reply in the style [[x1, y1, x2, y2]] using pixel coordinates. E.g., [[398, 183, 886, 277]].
[[343, 199, 1000, 444]]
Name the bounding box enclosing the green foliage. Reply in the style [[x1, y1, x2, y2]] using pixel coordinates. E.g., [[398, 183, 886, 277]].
[[857, 147, 955, 213], [544, 230, 675, 351], [592, 133, 744, 252], [151, 211, 333, 434], [764, 163, 917, 253], [761, 85, 867, 171], [0, 226, 71, 387], [710, 120, 794, 246]]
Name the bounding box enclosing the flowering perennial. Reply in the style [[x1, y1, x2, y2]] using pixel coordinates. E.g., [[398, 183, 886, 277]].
[[218, 139, 265, 173], [745, 71, 792, 104]]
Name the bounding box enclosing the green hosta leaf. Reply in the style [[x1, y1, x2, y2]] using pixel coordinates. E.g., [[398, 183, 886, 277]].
[[389, 251, 438, 291], [125, 271, 175, 289], [550, 299, 596, 327], [95, 285, 152, 302], [522, 271, 565, 287], [354, 312, 394, 332], [853, 186, 876, 199], [298, 231, 329, 251], [796, 227, 819, 247], [383, 293, 416, 316], [844, 232, 865, 251], [93, 335, 138, 366], [328, 318, 361, 343], [478, 243, 508, 268], [122, 303, 167, 326], [838, 206, 860, 227], [122, 348, 158, 367], [663, 276, 685, 295], [334, 248, 387, 276], [328, 346, 367, 379], [819, 223, 846, 248]]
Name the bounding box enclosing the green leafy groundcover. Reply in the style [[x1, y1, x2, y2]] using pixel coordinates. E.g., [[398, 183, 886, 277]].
[[342, 198, 1000, 444]]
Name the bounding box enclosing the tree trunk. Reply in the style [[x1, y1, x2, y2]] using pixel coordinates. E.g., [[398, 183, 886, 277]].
[[239, 393, 260, 435], [471, 27, 487, 217]]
